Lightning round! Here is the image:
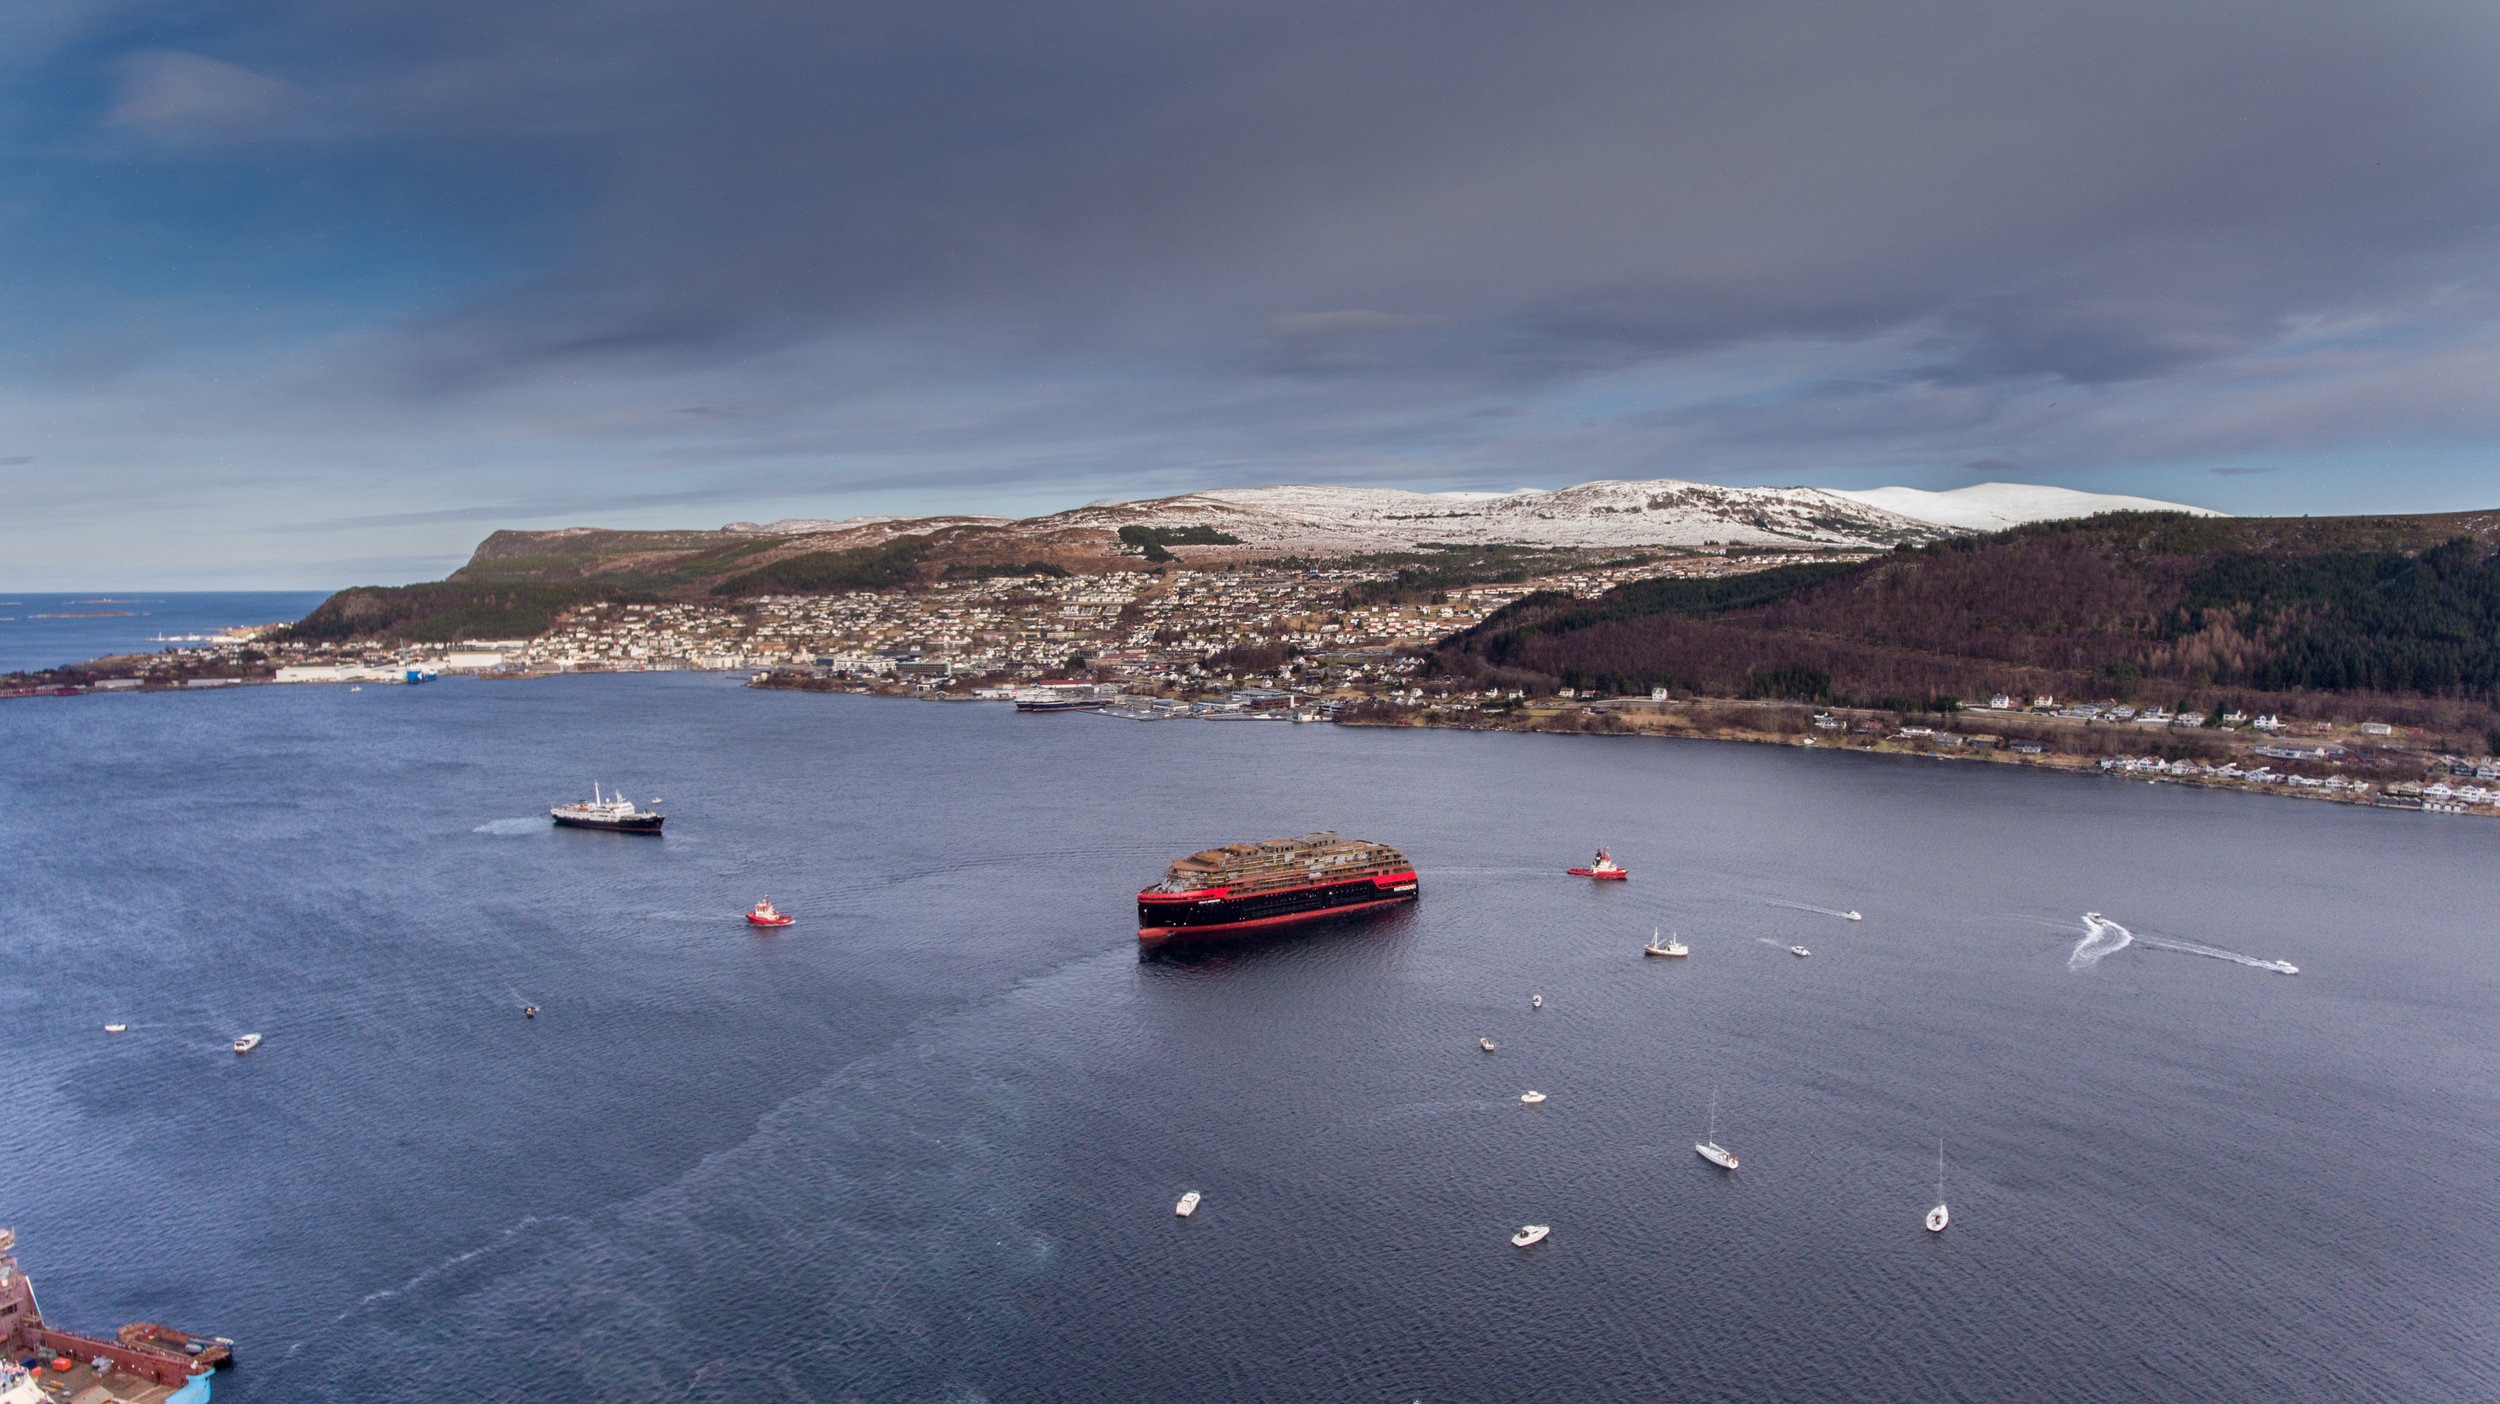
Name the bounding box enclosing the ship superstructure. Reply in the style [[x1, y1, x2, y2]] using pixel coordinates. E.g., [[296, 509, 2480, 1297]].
[[1137, 833, 1416, 942], [550, 783, 665, 833]]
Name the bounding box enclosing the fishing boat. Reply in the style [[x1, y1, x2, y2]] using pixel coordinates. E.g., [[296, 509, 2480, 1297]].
[[1175, 1191, 1201, 1217], [1567, 846, 1629, 880], [1926, 1140, 1950, 1233], [1511, 1224, 1549, 1247], [1520, 1091, 1547, 1105], [1695, 1088, 1738, 1170], [746, 898, 794, 928], [523, 1006, 538, 1019], [1789, 945, 1811, 957], [231, 1033, 262, 1054], [1643, 929, 1688, 957]]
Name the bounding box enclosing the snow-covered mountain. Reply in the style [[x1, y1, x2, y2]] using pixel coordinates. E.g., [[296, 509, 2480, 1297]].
[[1830, 482, 2222, 532], [708, 477, 2223, 558], [1075, 479, 1956, 551]]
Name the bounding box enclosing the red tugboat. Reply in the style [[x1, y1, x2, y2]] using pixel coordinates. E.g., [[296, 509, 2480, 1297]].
[[1567, 846, 1630, 880], [1138, 833, 1417, 944], [746, 899, 794, 928], [0, 1230, 226, 1400]]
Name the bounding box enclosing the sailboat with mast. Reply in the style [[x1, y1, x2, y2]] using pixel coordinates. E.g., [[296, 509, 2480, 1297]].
[[1694, 1087, 1738, 1170], [1925, 1139, 1949, 1232]]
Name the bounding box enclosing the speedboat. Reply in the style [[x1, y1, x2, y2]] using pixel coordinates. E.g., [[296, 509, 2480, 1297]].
[[1520, 1091, 1547, 1105], [523, 1005, 539, 1019], [1175, 1191, 1201, 1217], [1844, 910, 1863, 921], [1643, 929, 1688, 957], [104, 1024, 127, 1034], [1567, 846, 1630, 880], [746, 899, 795, 928], [1531, 994, 1543, 1009], [232, 1033, 262, 1054], [1926, 1140, 1949, 1232], [1790, 945, 1812, 957], [1480, 1038, 1497, 1052], [1511, 1224, 1550, 1247]]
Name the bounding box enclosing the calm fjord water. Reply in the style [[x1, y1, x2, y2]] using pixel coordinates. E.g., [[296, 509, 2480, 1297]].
[[5, 674, 2495, 1402], [0, 592, 330, 675]]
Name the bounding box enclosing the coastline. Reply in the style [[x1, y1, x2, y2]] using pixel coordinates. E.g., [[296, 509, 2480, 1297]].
[[10, 660, 2489, 820]]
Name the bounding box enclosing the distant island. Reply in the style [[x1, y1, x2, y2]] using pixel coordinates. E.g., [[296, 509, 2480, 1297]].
[[10, 476, 2497, 815]]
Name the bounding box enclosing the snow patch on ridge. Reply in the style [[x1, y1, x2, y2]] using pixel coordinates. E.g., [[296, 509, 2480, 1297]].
[[1831, 483, 2223, 532], [1087, 478, 1957, 551]]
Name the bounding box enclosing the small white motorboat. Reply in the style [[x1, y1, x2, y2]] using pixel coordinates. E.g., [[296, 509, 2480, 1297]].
[[349, 686, 362, 692], [1844, 910, 1863, 921], [104, 1024, 127, 1034], [1643, 928, 1688, 957], [1531, 994, 1543, 1009], [1789, 945, 1812, 958], [1480, 1037, 1497, 1052], [1520, 1091, 1547, 1105], [232, 1033, 262, 1054], [1175, 1191, 1202, 1218], [1695, 1087, 1738, 1170], [1511, 1224, 1550, 1247]]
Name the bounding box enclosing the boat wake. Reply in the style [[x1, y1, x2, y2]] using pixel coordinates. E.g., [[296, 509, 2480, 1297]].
[[1755, 937, 1787, 948], [1766, 899, 1857, 921], [2070, 914, 2297, 975], [471, 818, 543, 836]]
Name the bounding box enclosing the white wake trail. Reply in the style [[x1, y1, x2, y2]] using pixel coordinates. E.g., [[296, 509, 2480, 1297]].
[[2132, 934, 2300, 975], [2069, 914, 2297, 975], [2068, 913, 2132, 970], [1766, 899, 1857, 921]]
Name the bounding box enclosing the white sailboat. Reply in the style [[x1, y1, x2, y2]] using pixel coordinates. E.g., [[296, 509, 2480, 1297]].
[[1925, 1139, 1949, 1233], [1695, 1087, 1738, 1170]]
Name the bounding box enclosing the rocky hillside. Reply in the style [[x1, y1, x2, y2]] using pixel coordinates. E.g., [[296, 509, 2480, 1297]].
[[447, 476, 2218, 595]]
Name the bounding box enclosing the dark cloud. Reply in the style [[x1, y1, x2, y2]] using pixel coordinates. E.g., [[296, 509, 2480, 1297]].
[[9, 0, 2500, 583], [134, 0, 2476, 385]]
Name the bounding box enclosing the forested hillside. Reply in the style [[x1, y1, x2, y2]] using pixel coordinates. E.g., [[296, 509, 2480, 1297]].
[[1430, 510, 2500, 729]]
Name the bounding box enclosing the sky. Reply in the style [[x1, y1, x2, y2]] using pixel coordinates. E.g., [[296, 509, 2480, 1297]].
[[6, 0, 2500, 587]]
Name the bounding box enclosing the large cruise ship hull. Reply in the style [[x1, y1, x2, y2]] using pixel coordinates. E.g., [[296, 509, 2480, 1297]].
[[1138, 871, 1418, 943], [551, 813, 665, 833]]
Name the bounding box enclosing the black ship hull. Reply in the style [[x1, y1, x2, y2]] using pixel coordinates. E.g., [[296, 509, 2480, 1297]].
[[1138, 871, 1417, 943], [551, 814, 665, 833]]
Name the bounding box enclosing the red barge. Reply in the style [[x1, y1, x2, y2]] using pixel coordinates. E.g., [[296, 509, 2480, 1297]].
[[1138, 833, 1417, 944]]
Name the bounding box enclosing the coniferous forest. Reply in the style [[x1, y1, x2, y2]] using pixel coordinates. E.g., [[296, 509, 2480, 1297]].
[[1429, 510, 2500, 730]]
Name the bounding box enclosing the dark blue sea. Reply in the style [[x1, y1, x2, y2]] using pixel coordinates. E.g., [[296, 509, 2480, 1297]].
[[0, 592, 331, 676], [5, 674, 2495, 1402]]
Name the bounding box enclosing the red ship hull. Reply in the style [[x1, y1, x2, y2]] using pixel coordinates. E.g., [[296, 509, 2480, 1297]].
[[1566, 868, 1628, 880], [1138, 871, 1419, 943]]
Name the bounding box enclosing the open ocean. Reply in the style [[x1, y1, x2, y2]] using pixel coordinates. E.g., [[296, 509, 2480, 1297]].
[[4, 673, 2495, 1401], [0, 592, 331, 676]]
